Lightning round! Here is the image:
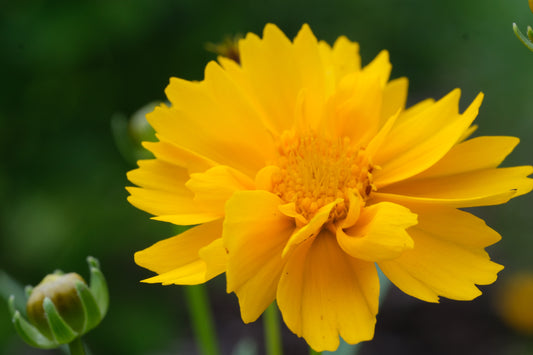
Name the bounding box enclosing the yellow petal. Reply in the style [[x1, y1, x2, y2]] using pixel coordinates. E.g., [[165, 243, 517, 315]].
[[143, 140, 215, 174], [365, 107, 400, 158], [239, 24, 302, 135], [330, 36, 361, 74], [321, 50, 390, 143], [223, 190, 294, 323], [127, 159, 189, 193], [381, 77, 408, 124], [278, 202, 308, 227], [199, 238, 227, 281], [254, 165, 280, 191], [141, 260, 208, 285], [375, 166, 533, 208], [318, 35, 360, 96], [340, 189, 363, 229], [361, 50, 391, 87], [374, 91, 483, 187], [128, 148, 220, 224], [410, 136, 520, 179], [277, 232, 379, 352], [135, 219, 224, 285], [186, 165, 255, 214], [321, 72, 383, 145], [282, 198, 342, 257], [378, 208, 504, 302], [408, 205, 501, 247], [203, 60, 276, 158], [458, 124, 478, 142], [127, 187, 219, 225], [149, 66, 274, 176], [151, 213, 221, 225], [337, 202, 417, 261], [293, 24, 326, 128]]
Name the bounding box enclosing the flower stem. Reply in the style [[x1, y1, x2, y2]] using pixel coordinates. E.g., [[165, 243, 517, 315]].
[[309, 348, 321, 355], [263, 302, 283, 355], [184, 284, 220, 355], [68, 337, 85, 355]]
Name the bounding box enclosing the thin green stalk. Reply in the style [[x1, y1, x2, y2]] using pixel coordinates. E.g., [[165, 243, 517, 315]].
[[184, 284, 220, 355], [68, 337, 85, 355], [309, 348, 322, 355], [263, 303, 282, 355]]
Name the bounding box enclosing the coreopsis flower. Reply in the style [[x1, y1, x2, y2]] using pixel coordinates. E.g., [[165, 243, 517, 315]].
[[127, 24, 533, 351]]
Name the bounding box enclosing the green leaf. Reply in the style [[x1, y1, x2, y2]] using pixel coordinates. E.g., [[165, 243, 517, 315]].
[[43, 297, 78, 344]]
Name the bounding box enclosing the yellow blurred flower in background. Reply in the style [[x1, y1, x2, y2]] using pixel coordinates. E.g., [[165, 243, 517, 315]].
[[498, 272, 533, 335], [127, 24, 533, 351]]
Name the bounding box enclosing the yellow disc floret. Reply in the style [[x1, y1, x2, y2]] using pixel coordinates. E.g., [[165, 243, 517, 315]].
[[271, 130, 375, 222]]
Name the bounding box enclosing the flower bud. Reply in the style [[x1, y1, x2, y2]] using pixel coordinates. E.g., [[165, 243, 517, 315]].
[[8, 256, 108, 349], [26, 272, 86, 339], [111, 102, 158, 165], [129, 102, 158, 145]]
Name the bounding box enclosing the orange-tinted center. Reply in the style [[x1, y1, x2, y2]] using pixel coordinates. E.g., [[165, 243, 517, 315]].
[[271, 130, 375, 222]]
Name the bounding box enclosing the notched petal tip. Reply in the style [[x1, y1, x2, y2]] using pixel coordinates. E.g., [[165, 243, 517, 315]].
[[277, 234, 379, 351], [294, 23, 317, 43], [263, 23, 288, 41]]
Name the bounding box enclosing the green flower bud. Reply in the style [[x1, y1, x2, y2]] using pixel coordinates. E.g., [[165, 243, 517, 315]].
[[26, 272, 86, 339], [8, 256, 108, 349], [111, 102, 158, 165], [129, 102, 158, 145]]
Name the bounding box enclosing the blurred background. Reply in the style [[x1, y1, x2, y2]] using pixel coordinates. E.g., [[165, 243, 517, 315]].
[[1, 0, 533, 354]]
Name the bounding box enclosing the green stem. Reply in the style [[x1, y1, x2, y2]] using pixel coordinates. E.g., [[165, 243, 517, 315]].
[[263, 303, 282, 355], [68, 337, 85, 355], [309, 348, 322, 355], [184, 285, 220, 355]]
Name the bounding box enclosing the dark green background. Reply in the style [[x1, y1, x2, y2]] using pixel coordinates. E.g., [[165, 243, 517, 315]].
[[1, 0, 532, 354]]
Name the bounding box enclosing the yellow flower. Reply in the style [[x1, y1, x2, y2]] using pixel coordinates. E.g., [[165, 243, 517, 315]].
[[497, 272, 533, 334], [127, 24, 533, 351]]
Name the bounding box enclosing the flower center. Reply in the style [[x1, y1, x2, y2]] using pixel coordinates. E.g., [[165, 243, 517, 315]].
[[271, 131, 375, 223]]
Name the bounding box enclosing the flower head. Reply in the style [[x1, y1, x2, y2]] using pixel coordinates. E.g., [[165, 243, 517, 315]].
[[127, 24, 533, 351]]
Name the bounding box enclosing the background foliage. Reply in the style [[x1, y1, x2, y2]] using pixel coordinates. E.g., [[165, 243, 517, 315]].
[[1, 0, 532, 354]]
